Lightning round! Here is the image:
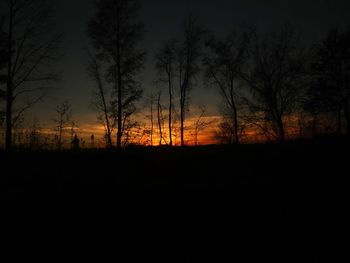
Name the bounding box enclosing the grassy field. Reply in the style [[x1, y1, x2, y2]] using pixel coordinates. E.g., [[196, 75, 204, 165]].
[[1, 137, 348, 261]]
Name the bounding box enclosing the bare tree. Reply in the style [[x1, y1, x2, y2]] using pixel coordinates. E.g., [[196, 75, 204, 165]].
[[241, 25, 307, 142], [0, 0, 61, 152], [121, 118, 139, 147], [53, 101, 71, 150], [150, 96, 154, 146], [90, 134, 95, 148], [25, 117, 41, 150], [69, 120, 79, 148], [156, 90, 165, 146], [155, 40, 177, 146], [87, 52, 113, 148], [88, 0, 145, 148], [144, 93, 155, 146], [0, 20, 7, 133], [193, 105, 211, 146], [204, 29, 251, 144], [0, 19, 7, 97], [178, 14, 206, 146], [305, 27, 350, 135]]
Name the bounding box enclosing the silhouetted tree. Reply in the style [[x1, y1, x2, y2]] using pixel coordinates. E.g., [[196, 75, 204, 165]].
[[90, 134, 95, 148], [69, 120, 78, 147], [155, 40, 177, 146], [21, 117, 42, 149], [156, 90, 165, 145], [214, 122, 230, 144], [0, 0, 61, 152], [88, 0, 145, 148], [193, 105, 211, 145], [177, 14, 206, 146], [144, 93, 155, 146], [87, 52, 113, 148], [204, 29, 251, 144], [121, 118, 140, 147], [215, 119, 242, 145], [241, 25, 307, 142], [306, 27, 350, 135], [71, 134, 80, 151], [0, 19, 7, 96], [0, 20, 7, 131], [53, 101, 72, 150]]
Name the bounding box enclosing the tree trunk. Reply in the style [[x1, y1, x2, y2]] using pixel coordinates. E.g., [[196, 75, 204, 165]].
[[230, 89, 239, 145], [5, 88, 12, 152], [116, 11, 122, 148], [180, 81, 186, 147], [157, 92, 163, 146], [150, 102, 154, 146], [233, 107, 239, 145], [94, 55, 112, 148], [105, 122, 112, 148], [5, 2, 13, 152], [117, 70, 122, 148], [180, 101, 185, 146], [98, 72, 112, 148], [103, 102, 112, 148], [168, 73, 173, 146], [276, 116, 285, 143]]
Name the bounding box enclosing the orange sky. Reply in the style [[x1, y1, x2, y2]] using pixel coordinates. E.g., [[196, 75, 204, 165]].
[[3, 110, 314, 149], [74, 115, 222, 147]]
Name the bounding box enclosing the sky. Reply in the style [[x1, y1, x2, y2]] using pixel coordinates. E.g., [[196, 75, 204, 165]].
[[28, 0, 350, 137]]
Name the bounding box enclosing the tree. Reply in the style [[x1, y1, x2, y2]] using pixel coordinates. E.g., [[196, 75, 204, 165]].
[[88, 0, 145, 148], [192, 105, 211, 146], [53, 101, 72, 150], [0, 20, 7, 131], [177, 14, 205, 146], [69, 120, 79, 147], [87, 52, 113, 148], [306, 27, 350, 135], [156, 90, 165, 146], [144, 93, 155, 146], [71, 134, 80, 151], [90, 134, 95, 148], [204, 29, 251, 144], [149, 96, 154, 146], [0, 0, 61, 152], [25, 117, 41, 150], [0, 19, 7, 95], [215, 120, 236, 145], [241, 25, 307, 142], [155, 40, 177, 146]]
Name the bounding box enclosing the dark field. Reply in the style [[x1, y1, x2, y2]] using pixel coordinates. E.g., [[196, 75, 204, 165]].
[[1, 138, 349, 262], [1, 137, 349, 198]]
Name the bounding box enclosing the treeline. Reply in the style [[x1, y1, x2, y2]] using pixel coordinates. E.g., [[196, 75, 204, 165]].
[[1, 0, 350, 151], [0, 0, 60, 151]]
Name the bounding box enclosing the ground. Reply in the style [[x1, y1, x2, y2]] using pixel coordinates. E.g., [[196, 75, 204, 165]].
[[0, 137, 348, 262]]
